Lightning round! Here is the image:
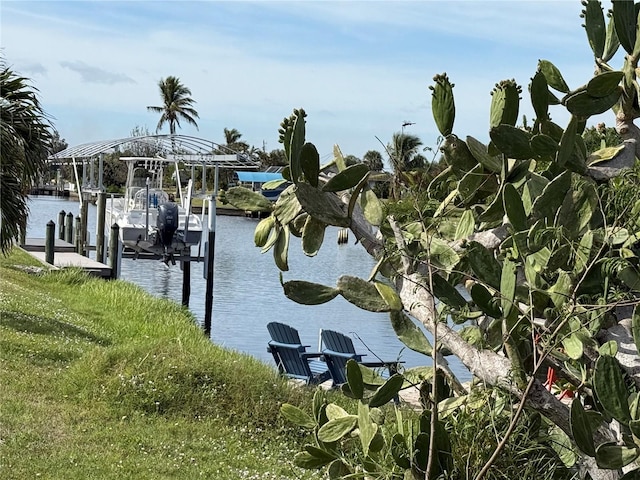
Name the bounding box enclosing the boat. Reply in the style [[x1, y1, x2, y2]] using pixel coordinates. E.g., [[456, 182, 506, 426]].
[[105, 157, 203, 264]]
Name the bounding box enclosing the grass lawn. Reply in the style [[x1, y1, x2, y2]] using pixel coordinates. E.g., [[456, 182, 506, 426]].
[[0, 248, 318, 479]]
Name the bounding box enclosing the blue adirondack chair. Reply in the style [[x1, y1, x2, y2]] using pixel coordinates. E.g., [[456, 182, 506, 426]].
[[320, 329, 402, 386], [266, 322, 331, 385]]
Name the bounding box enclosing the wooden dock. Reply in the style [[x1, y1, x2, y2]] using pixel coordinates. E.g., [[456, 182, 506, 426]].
[[21, 238, 112, 279]]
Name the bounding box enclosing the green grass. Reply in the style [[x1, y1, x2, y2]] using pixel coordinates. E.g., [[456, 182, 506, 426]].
[[0, 248, 318, 479]]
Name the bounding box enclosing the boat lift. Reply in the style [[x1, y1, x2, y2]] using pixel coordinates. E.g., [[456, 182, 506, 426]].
[[48, 134, 261, 334]]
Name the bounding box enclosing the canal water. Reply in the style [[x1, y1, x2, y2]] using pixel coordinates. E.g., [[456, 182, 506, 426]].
[[26, 195, 470, 380]]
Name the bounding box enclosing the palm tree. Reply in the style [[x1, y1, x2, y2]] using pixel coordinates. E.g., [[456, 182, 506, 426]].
[[223, 127, 249, 152], [147, 76, 199, 134], [387, 132, 423, 199], [1, 61, 53, 254], [363, 150, 384, 171]]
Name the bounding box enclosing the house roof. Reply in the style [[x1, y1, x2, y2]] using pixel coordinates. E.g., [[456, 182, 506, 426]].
[[236, 171, 284, 183]]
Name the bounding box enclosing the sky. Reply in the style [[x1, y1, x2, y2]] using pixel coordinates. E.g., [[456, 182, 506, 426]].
[[1, 1, 617, 164]]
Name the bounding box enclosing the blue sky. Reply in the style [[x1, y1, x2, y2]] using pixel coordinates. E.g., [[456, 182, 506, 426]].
[[2, 1, 614, 164]]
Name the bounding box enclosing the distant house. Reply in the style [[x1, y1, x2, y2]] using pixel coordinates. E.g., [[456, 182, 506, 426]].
[[234, 170, 289, 201]]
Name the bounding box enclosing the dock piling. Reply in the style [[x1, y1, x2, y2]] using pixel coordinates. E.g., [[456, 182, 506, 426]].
[[45, 220, 55, 265], [204, 197, 216, 337], [57, 210, 66, 240], [181, 260, 191, 306], [108, 223, 120, 279], [74, 215, 81, 253], [65, 212, 74, 243], [96, 192, 106, 263]]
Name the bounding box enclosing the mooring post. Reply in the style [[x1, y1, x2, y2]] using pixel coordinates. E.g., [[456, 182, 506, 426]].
[[45, 220, 55, 265], [181, 260, 191, 307], [57, 210, 66, 240], [65, 211, 74, 244], [108, 223, 120, 279], [80, 195, 89, 257], [74, 215, 81, 253], [96, 192, 106, 263], [204, 196, 216, 336]]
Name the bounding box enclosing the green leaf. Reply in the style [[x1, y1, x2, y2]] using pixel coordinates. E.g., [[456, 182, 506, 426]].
[[565, 89, 621, 117], [548, 271, 572, 307], [300, 142, 320, 187], [301, 215, 326, 257], [282, 279, 340, 305], [620, 267, 640, 291], [374, 281, 403, 311], [427, 237, 460, 272], [391, 434, 411, 469], [471, 283, 502, 318], [532, 170, 571, 222], [360, 188, 384, 226], [603, 10, 621, 61], [312, 389, 325, 423], [539, 59, 570, 93], [431, 274, 467, 309], [599, 340, 618, 356], [595, 443, 639, 469], [530, 134, 559, 158], [562, 333, 584, 360], [322, 163, 369, 192], [594, 355, 631, 424], [547, 424, 577, 467], [478, 188, 505, 224], [358, 402, 377, 457], [530, 70, 550, 122], [455, 209, 475, 240], [295, 182, 349, 227], [369, 374, 404, 407], [289, 113, 306, 183], [294, 451, 332, 469], [612, 0, 637, 55], [325, 403, 350, 420], [327, 460, 351, 479], [333, 145, 347, 172], [556, 115, 578, 168], [570, 398, 596, 457], [431, 73, 455, 136], [522, 173, 549, 215], [337, 275, 391, 312], [583, 0, 606, 59], [466, 135, 501, 172], [500, 258, 517, 318], [458, 163, 487, 204], [225, 186, 273, 212], [254, 215, 275, 247], [489, 125, 534, 160], [467, 241, 502, 289], [317, 416, 358, 443], [632, 306, 640, 355], [273, 225, 290, 271], [281, 404, 316, 429], [390, 310, 433, 356], [503, 183, 527, 232], [273, 185, 302, 225], [587, 71, 624, 97], [347, 359, 364, 400]]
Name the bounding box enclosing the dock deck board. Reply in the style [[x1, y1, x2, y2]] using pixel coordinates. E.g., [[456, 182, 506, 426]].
[[21, 238, 112, 278]]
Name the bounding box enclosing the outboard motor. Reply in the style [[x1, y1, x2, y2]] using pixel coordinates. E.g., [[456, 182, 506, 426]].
[[157, 202, 179, 248]]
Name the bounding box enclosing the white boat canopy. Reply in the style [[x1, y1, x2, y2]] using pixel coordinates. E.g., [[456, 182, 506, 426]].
[[48, 134, 261, 195], [48, 134, 260, 169]]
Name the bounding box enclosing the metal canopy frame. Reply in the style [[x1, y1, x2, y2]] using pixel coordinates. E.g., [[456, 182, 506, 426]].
[[48, 134, 261, 169]]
